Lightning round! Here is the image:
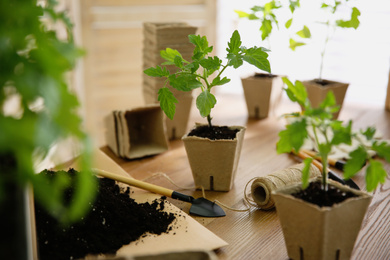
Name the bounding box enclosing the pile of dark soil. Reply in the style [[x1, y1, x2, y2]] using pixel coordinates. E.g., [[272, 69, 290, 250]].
[[35, 169, 176, 260], [292, 181, 357, 207], [188, 125, 239, 140]]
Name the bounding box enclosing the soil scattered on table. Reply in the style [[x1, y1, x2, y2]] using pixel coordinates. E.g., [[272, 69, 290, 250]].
[[35, 169, 176, 260], [292, 181, 357, 207], [187, 125, 239, 140]]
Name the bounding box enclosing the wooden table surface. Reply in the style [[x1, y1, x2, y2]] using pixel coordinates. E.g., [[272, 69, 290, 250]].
[[102, 92, 390, 260]]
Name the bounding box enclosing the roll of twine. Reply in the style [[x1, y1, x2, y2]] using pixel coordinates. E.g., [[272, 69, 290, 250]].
[[248, 163, 321, 210]]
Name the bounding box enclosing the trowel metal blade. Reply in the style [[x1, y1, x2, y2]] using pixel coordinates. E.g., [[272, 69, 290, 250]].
[[189, 197, 226, 217]]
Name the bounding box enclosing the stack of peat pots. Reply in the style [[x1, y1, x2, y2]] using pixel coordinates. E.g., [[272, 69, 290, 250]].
[[143, 22, 197, 140]]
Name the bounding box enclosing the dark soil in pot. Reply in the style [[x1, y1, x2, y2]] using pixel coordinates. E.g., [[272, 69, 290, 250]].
[[35, 169, 176, 260], [291, 181, 357, 207], [254, 72, 277, 78], [313, 79, 333, 86], [187, 125, 239, 140]]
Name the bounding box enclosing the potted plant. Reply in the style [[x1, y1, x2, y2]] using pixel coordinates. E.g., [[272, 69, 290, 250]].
[[290, 0, 361, 118], [144, 30, 271, 191], [235, 0, 297, 119], [0, 1, 96, 258], [273, 77, 390, 260]]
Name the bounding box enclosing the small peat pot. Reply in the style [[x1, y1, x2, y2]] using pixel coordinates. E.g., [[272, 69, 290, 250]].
[[104, 105, 169, 159], [272, 178, 372, 260], [241, 73, 281, 119], [301, 79, 349, 118], [182, 124, 246, 191]]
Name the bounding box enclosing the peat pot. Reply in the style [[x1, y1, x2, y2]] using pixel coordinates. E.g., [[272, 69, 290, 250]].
[[182, 124, 246, 191], [302, 79, 349, 118], [241, 73, 282, 119], [104, 105, 169, 159], [272, 178, 372, 260]]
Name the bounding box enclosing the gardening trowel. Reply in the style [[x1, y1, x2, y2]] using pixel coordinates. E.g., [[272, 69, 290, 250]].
[[92, 168, 226, 218]]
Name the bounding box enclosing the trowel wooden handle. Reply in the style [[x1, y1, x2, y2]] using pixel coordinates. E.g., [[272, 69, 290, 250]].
[[92, 168, 174, 198]]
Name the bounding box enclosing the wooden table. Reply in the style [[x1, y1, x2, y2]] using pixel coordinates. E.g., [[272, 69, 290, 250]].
[[102, 92, 390, 260]]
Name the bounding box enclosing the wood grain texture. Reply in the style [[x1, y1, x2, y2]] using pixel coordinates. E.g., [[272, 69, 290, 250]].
[[102, 92, 390, 259]]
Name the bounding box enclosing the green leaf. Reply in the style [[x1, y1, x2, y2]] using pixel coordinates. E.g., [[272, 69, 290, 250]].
[[227, 53, 244, 69], [168, 74, 202, 92], [330, 120, 352, 146], [227, 30, 242, 55], [302, 157, 313, 189], [289, 0, 300, 13], [285, 18, 293, 29], [344, 146, 368, 179], [160, 48, 186, 64], [189, 34, 213, 59], [289, 38, 306, 51], [157, 87, 178, 120], [248, 13, 260, 20], [276, 118, 308, 154], [260, 19, 272, 41], [296, 26, 311, 38], [173, 55, 184, 68], [251, 5, 264, 12], [234, 10, 250, 18], [318, 143, 332, 159], [366, 159, 387, 192], [362, 126, 376, 140], [199, 56, 221, 72], [336, 7, 361, 29], [282, 77, 309, 108], [196, 91, 217, 118], [184, 62, 200, 74], [143, 66, 169, 77], [319, 91, 336, 109], [211, 76, 231, 87], [372, 141, 390, 162], [242, 47, 271, 73]]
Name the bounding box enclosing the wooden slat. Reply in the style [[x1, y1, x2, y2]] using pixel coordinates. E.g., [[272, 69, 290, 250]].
[[71, 0, 216, 145], [386, 70, 390, 111], [93, 0, 205, 6]]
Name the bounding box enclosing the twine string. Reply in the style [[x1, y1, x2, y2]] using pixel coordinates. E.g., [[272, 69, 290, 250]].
[[140, 163, 321, 213]]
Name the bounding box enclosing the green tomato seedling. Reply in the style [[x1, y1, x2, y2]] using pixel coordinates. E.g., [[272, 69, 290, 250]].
[[144, 30, 271, 127], [277, 77, 389, 192]]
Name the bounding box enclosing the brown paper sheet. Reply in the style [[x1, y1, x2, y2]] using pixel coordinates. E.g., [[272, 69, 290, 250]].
[[70, 149, 228, 258]]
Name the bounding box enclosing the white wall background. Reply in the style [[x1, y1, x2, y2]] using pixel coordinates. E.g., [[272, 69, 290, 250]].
[[216, 0, 390, 106]]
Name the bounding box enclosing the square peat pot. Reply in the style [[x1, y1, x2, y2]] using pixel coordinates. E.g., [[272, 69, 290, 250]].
[[182, 124, 246, 191], [241, 73, 282, 119], [302, 79, 349, 119], [104, 105, 169, 159], [272, 178, 372, 260]]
